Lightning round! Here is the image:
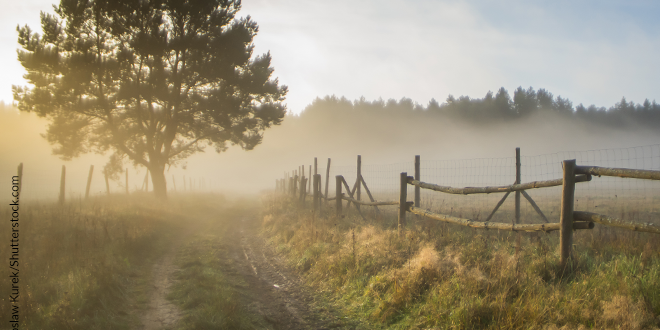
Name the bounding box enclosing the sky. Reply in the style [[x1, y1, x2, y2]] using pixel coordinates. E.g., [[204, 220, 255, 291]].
[[1, 0, 659, 114]]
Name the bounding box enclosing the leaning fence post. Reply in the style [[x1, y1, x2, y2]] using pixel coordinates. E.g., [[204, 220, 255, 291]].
[[399, 172, 408, 236], [59, 165, 66, 205], [336, 175, 343, 217], [560, 159, 576, 269], [85, 165, 94, 199]]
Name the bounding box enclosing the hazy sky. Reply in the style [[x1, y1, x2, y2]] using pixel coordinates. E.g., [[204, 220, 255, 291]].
[[2, 0, 659, 114]]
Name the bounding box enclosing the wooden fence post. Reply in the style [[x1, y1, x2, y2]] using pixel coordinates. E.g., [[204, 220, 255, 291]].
[[293, 175, 298, 197], [515, 148, 521, 224], [314, 157, 318, 176], [316, 174, 322, 210], [313, 174, 319, 211], [59, 165, 66, 205], [17, 163, 23, 195], [126, 168, 129, 195], [414, 155, 420, 208], [336, 175, 343, 217], [357, 155, 362, 203], [300, 177, 307, 205], [325, 158, 331, 203], [560, 159, 576, 269], [85, 165, 94, 199], [308, 165, 312, 193], [399, 172, 407, 236], [515, 148, 521, 252]]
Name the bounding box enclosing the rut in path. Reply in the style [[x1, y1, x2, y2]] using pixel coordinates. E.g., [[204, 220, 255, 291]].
[[140, 252, 182, 330], [225, 215, 352, 330], [139, 221, 199, 330]]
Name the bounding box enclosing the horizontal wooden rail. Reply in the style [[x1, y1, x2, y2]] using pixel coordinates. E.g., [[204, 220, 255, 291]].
[[575, 166, 660, 180], [341, 195, 399, 206], [409, 206, 593, 232], [407, 174, 592, 195], [574, 211, 660, 234]]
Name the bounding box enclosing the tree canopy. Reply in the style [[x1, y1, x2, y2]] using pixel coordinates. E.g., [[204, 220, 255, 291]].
[[297, 87, 660, 130], [14, 0, 287, 198]]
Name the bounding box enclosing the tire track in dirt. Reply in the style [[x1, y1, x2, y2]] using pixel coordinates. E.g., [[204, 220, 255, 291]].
[[140, 252, 182, 330], [139, 223, 199, 330], [225, 214, 351, 330]]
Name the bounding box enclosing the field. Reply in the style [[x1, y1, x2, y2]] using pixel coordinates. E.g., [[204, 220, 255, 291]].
[[0, 194, 277, 329], [2, 190, 659, 329]]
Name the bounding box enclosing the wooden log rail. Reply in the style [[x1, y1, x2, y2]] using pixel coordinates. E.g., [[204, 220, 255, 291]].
[[341, 195, 398, 206], [574, 211, 660, 234], [575, 166, 660, 180], [409, 206, 594, 232], [407, 174, 592, 195]]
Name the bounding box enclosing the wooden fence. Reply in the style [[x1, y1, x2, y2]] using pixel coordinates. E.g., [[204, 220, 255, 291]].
[[14, 163, 211, 203], [276, 149, 660, 268]]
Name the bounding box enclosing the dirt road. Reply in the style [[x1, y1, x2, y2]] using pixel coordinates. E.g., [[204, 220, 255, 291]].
[[224, 214, 349, 329], [140, 203, 352, 329]]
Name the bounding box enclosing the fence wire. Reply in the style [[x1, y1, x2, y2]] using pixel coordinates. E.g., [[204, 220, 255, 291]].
[[313, 144, 660, 226]]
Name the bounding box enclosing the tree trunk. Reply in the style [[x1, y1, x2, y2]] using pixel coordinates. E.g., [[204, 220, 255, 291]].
[[150, 163, 168, 200]]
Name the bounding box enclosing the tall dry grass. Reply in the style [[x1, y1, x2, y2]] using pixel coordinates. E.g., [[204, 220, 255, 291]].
[[0, 193, 192, 329], [262, 195, 660, 329]]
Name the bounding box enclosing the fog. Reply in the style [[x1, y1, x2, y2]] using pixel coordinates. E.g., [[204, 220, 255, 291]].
[[2, 89, 659, 201]]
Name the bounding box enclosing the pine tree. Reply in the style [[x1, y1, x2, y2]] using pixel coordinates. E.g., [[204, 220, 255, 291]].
[[14, 0, 287, 199]]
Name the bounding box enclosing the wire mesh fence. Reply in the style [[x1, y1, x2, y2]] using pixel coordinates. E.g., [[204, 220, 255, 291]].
[[0, 164, 214, 203], [312, 144, 660, 226]]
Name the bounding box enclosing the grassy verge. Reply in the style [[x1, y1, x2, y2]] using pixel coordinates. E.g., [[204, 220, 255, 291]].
[[0, 193, 186, 329], [168, 198, 269, 329], [262, 196, 660, 329]]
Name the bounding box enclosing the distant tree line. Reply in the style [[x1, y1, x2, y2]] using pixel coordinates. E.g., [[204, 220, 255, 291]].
[[298, 87, 660, 131]]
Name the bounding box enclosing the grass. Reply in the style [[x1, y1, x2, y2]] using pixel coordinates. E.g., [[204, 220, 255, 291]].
[[0, 193, 264, 329], [168, 198, 271, 329], [262, 194, 660, 329], [0, 193, 187, 329]]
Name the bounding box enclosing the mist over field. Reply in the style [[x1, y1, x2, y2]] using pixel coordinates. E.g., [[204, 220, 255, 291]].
[[3, 88, 660, 198], [3, 1, 660, 328]]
